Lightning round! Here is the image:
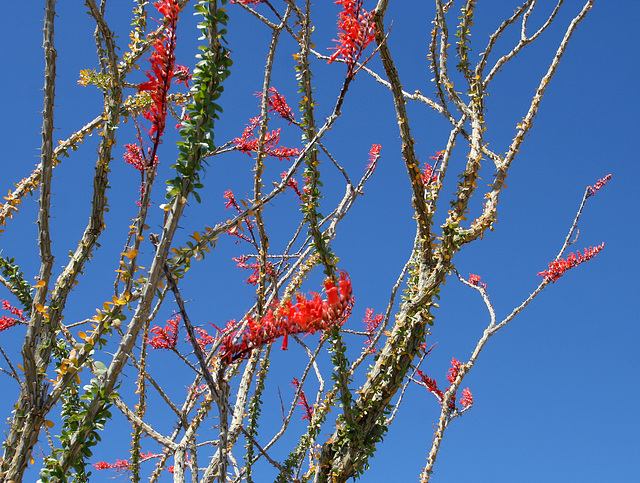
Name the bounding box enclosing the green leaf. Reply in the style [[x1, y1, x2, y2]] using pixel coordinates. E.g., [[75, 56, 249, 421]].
[[93, 360, 107, 377]]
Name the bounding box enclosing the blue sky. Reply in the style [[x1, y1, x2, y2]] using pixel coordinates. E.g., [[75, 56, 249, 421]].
[[0, 1, 638, 481]]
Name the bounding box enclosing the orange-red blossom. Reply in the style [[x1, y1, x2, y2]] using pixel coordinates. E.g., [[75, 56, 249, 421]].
[[220, 271, 353, 363]]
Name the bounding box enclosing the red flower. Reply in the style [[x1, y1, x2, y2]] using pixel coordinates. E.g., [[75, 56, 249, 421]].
[[422, 162, 438, 185], [219, 272, 354, 363], [423, 150, 444, 185], [232, 117, 300, 161], [328, 0, 377, 73], [223, 191, 257, 244], [176, 113, 190, 130], [460, 388, 473, 408], [148, 314, 181, 349], [173, 63, 192, 87], [0, 300, 26, 332], [232, 118, 260, 153], [429, 150, 445, 161], [0, 316, 18, 332], [366, 144, 381, 170], [468, 273, 487, 289], [586, 173, 612, 198], [139, 451, 163, 461], [226, 226, 252, 244], [94, 452, 171, 473], [233, 255, 276, 285], [363, 308, 383, 351], [2, 300, 26, 320], [291, 377, 314, 421], [92, 459, 130, 472], [192, 327, 215, 351], [416, 369, 444, 401], [267, 146, 300, 161], [123, 144, 148, 172], [266, 87, 295, 123], [537, 243, 605, 283], [325, 281, 340, 307], [446, 358, 463, 385], [223, 190, 239, 211], [137, 0, 182, 157], [123, 0, 182, 181], [281, 171, 302, 199], [417, 357, 473, 412]]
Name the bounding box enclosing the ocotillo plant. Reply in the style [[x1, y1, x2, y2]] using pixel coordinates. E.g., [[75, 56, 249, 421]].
[[0, 1, 609, 482]]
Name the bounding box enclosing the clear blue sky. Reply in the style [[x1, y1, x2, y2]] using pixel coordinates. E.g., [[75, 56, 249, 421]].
[[0, 1, 638, 481]]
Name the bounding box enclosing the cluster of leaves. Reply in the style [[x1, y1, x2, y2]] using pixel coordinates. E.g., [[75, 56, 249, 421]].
[[39, 341, 116, 482], [0, 255, 33, 310], [169, 0, 232, 202], [77, 69, 112, 90], [244, 353, 270, 483], [455, 0, 476, 78], [276, 387, 338, 482]]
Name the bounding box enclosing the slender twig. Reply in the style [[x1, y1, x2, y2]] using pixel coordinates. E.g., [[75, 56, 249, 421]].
[[421, 142, 599, 481]]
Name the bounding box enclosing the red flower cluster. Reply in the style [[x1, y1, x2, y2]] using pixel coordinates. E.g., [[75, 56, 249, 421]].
[[148, 315, 216, 352], [0, 317, 18, 332], [223, 189, 239, 210], [586, 174, 612, 198], [0, 299, 26, 332], [446, 358, 463, 384], [193, 327, 215, 351], [265, 87, 295, 123], [281, 171, 303, 199], [423, 150, 444, 185], [232, 255, 276, 285], [422, 162, 438, 186], [226, 225, 252, 244], [538, 243, 605, 283], [188, 383, 208, 398], [94, 451, 175, 474], [123, 143, 156, 173], [93, 459, 131, 472], [416, 370, 443, 401], [223, 189, 253, 230], [147, 314, 180, 349], [430, 150, 444, 162], [416, 358, 473, 411], [123, 0, 186, 178], [232, 117, 300, 161], [328, 0, 377, 71], [468, 273, 487, 289], [223, 190, 256, 243], [366, 144, 381, 170], [2, 300, 25, 319], [138, 0, 181, 140], [362, 307, 383, 351], [173, 63, 192, 88], [460, 387, 474, 408], [291, 377, 314, 421], [220, 272, 353, 363]]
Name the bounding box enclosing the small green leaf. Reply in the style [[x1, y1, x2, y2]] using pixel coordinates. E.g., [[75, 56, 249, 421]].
[[94, 360, 107, 376]]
